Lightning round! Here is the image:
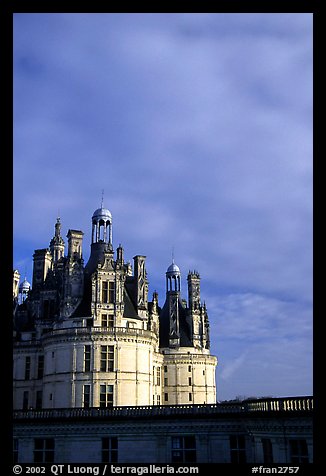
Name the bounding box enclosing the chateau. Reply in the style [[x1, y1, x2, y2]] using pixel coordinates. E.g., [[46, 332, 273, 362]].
[[12, 205, 313, 464], [13, 204, 217, 410]]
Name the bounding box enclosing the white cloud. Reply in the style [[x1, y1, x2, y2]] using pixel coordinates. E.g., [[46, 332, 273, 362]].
[[216, 335, 312, 400], [208, 292, 312, 341], [208, 291, 312, 400], [220, 351, 249, 381]]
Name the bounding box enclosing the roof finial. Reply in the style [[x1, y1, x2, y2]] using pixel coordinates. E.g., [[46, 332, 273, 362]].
[[172, 246, 175, 264], [101, 189, 104, 208]]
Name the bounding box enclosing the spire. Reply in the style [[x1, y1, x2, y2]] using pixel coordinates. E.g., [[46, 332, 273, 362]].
[[55, 216, 61, 237], [50, 216, 65, 262]]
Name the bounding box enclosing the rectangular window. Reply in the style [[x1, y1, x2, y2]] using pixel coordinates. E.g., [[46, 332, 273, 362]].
[[164, 393, 168, 402], [36, 390, 43, 410], [102, 282, 115, 304], [157, 395, 161, 405], [164, 366, 168, 372], [171, 436, 196, 463], [189, 393, 192, 402], [230, 435, 247, 463], [102, 437, 118, 463], [102, 314, 114, 327], [13, 439, 19, 463], [100, 384, 114, 408], [164, 377, 168, 386], [84, 345, 91, 372], [23, 391, 29, 410], [108, 282, 115, 303], [102, 281, 108, 303], [102, 314, 108, 327], [34, 438, 55, 463], [262, 438, 273, 464], [156, 367, 161, 386], [25, 356, 31, 380], [37, 355, 44, 379], [43, 300, 50, 319], [188, 365, 191, 372], [83, 385, 91, 408], [100, 346, 114, 372], [101, 314, 108, 327], [153, 395, 155, 405], [289, 439, 309, 463], [189, 377, 192, 386]]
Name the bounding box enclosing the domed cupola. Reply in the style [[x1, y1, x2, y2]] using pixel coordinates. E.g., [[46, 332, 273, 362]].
[[92, 206, 113, 246], [166, 260, 181, 292], [84, 203, 113, 276], [19, 277, 31, 303]]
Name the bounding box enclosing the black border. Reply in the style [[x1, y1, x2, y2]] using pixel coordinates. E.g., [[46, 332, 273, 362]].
[[3, 2, 321, 473]]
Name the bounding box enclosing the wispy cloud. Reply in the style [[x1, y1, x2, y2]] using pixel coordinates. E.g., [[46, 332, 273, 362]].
[[209, 292, 312, 399], [209, 292, 312, 340], [220, 351, 249, 382], [217, 336, 312, 399]]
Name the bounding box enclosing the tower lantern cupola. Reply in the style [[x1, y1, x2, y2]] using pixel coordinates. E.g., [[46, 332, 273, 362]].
[[166, 260, 181, 292], [92, 206, 113, 247], [19, 277, 31, 304]]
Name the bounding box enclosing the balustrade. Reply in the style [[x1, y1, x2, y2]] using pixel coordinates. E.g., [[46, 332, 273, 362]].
[[13, 396, 313, 420]]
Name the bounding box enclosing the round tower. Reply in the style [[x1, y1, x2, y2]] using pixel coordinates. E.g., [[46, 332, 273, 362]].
[[160, 261, 217, 405], [40, 205, 163, 409]]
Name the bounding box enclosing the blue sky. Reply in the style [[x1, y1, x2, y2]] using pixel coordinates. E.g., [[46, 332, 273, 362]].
[[13, 13, 313, 401]]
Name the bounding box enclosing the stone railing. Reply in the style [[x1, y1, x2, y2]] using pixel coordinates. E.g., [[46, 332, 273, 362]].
[[41, 326, 154, 340], [14, 327, 157, 346], [243, 396, 313, 412], [13, 396, 313, 420], [14, 339, 41, 347]]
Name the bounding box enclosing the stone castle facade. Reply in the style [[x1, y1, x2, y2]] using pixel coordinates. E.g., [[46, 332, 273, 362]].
[[13, 205, 217, 410]]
